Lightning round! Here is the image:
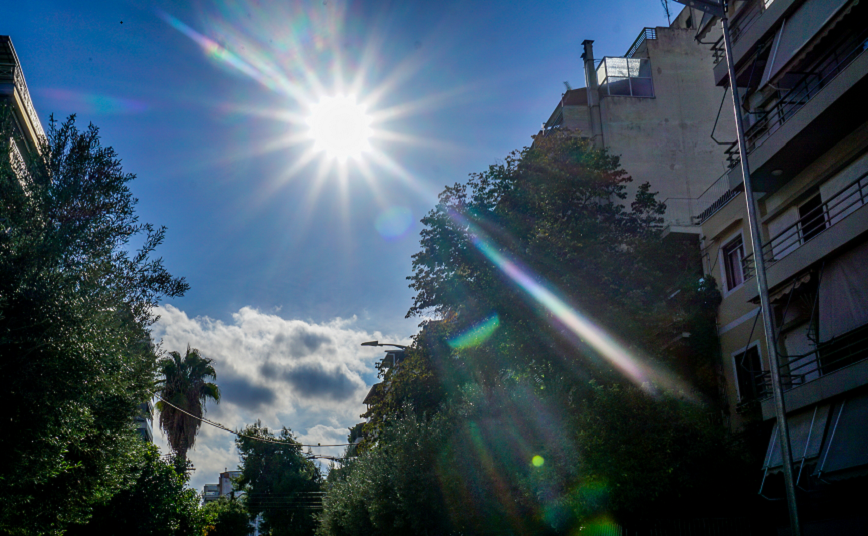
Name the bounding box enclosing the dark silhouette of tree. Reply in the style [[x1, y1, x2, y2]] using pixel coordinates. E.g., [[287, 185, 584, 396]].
[[156, 345, 221, 462]]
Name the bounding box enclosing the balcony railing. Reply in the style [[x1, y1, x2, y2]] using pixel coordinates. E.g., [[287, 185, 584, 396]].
[[743, 322, 868, 404], [742, 170, 868, 280], [744, 28, 868, 153], [0, 62, 45, 141], [626, 28, 657, 59], [730, 0, 769, 46]]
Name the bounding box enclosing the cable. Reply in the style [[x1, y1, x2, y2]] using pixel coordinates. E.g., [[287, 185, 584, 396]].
[[155, 396, 350, 448]]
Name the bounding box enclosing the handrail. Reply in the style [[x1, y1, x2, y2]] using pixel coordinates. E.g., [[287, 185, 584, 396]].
[[743, 322, 868, 404], [742, 170, 868, 280], [626, 28, 657, 59], [0, 62, 45, 141], [729, 0, 766, 45], [744, 29, 868, 154]]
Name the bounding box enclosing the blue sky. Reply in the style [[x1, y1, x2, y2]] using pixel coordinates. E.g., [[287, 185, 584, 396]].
[[8, 0, 670, 490]]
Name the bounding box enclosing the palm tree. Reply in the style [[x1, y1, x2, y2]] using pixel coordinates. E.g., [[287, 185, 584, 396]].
[[156, 345, 220, 462]]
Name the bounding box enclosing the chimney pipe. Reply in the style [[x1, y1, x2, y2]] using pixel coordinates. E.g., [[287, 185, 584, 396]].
[[581, 39, 604, 149]]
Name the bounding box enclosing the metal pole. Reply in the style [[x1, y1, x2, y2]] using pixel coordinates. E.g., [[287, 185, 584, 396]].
[[720, 12, 801, 536]]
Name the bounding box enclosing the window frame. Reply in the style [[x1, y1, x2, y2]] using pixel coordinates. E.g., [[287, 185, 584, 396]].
[[731, 340, 764, 403], [720, 231, 746, 295]]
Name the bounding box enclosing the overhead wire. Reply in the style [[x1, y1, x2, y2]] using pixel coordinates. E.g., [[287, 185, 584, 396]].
[[155, 396, 350, 448]]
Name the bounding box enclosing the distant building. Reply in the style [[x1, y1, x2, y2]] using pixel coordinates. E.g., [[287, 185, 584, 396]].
[[219, 470, 243, 497], [135, 401, 154, 443], [202, 484, 220, 504]]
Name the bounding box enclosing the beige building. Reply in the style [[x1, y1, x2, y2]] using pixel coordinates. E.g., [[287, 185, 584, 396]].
[[689, 0, 868, 531], [546, 0, 868, 530]]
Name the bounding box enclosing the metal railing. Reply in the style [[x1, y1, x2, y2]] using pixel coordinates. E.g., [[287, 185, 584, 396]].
[[693, 167, 744, 224], [625, 28, 657, 59], [730, 0, 768, 46], [742, 170, 868, 280], [0, 62, 45, 140], [746, 323, 868, 403], [744, 28, 868, 153], [661, 197, 695, 227]]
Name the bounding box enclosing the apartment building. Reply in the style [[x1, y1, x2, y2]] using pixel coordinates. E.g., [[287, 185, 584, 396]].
[[1, 35, 44, 172], [545, 0, 868, 530], [542, 9, 736, 232], [686, 0, 868, 531]]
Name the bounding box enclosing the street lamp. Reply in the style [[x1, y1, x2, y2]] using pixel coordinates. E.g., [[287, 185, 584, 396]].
[[361, 341, 409, 369], [361, 340, 409, 350], [673, 1, 801, 534]]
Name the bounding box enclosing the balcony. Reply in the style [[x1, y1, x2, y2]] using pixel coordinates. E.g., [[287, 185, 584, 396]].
[[739, 322, 868, 418], [742, 169, 868, 281], [744, 27, 868, 156]]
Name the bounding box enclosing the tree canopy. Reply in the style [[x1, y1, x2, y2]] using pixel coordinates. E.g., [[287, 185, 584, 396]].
[[157, 345, 221, 462], [64, 446, 206, 536], [319, 131, 760, 535], [235, 422, 323, 536], [0, 111, 187, 534]]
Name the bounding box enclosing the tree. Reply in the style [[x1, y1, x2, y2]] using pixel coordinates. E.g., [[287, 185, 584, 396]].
[[0, 111, 188, 535], [65, 446, 207, 536], [156, 345, 221, 462], [235, 422, 322, 536], [203, 496, 252, 536], [325, 130, 761, 533]]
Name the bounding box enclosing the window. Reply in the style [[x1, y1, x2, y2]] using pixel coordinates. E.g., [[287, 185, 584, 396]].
[[733, 345, 764, 402], [798, 194, 826, 242], [722, 235, 745, 291]]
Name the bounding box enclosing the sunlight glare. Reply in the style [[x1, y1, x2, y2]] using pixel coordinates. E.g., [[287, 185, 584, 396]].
[[307, 95, 372, 161]]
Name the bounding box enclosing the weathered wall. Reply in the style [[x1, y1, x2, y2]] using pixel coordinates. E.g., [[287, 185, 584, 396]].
[[599, 27, 735, 207]]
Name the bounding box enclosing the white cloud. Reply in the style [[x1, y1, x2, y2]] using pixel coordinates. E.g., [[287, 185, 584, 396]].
[[151, 304, 409, 492]]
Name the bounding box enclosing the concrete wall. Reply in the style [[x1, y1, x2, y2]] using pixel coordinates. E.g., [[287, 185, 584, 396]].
[[599, 26, 735, 206]]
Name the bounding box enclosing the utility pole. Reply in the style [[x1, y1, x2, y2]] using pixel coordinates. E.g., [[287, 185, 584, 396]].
[[673, 1, 801, 534]]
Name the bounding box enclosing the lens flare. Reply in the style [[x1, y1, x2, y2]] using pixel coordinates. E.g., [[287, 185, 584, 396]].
[[532, 455, 545, 467], [40, 88, 148, 115], [448, 314, 500, 350], [374, 206, 413, 240], [448, 210, 690, 396]]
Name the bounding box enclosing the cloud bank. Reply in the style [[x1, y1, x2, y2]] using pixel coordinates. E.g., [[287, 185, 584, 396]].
[[150, 304, 408, 492]]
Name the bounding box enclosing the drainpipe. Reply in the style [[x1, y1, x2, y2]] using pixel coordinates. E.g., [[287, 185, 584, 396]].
[[582, 39, 605, 149]]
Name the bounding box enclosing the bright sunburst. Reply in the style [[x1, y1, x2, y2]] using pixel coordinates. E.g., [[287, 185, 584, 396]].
[[307, 95, 372, 161]]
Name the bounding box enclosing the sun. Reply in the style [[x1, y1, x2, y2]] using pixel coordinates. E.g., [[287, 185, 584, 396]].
[[306, 95, 373, 161]]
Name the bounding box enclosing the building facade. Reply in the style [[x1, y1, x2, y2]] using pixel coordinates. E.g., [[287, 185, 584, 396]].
[[691, 0, 868, 531], [545, 0, 868, 531], [1, 35, 44, 179], [542, 10, 736, 232]]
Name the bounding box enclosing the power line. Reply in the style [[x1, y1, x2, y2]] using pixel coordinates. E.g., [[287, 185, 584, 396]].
[[155, 396, 350, 448]]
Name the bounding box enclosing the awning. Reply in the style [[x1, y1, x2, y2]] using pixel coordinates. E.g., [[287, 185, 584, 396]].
[[813, 390, 868, 480], [760, 403, 832, 495], [763, 403, 831, 470], [761, 0, 854, 85]]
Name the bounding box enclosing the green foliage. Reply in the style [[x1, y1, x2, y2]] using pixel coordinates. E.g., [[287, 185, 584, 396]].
[[156, 345, 221, 462], [0, 111, 187, 534], [318, 130, 758, 534], [65, 446, 206, 536], [235, 422, 322, 536], [203, 496, 251, 536]]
